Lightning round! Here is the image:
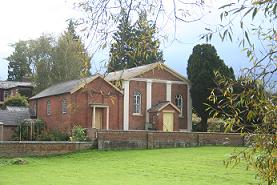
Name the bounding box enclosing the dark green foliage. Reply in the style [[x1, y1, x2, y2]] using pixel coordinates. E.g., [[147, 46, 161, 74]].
[[36, 129, 70, 141], [187, 44, 235, 132], [4, 94, 28, 107], [67, 19, 80, 40], [17, 87, 33, 98], [108, 10, 163, 72], [13, 119, 69, 141], [7, 41, 32, 81]]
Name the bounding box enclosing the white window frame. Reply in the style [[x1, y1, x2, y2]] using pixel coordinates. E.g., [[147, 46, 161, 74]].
[[175, 94, 183, 117], [133, 90, 141, 114], [62, 98, 67, 114], [47, 100, 51, 116]]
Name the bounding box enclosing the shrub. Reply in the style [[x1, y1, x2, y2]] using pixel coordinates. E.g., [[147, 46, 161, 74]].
[[207, 118, 225, 132], [4, 94, 28, 107], [70, 125, 87, 141], [36, 129, 70, 141]]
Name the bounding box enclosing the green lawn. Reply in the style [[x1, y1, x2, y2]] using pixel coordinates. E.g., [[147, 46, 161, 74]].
[[0, 147, 259, 185]]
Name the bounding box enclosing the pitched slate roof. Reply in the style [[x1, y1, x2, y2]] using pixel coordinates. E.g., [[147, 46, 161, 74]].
[[148, 101, 180, 113], [30, 63, 189, 100], [104, 62, 190, 83], [30, 74, 123, 100], [104, 63, 159, 81], [0, 81, 33, 89], [30, 75, 100, 100], [0, 106, 30, 126]]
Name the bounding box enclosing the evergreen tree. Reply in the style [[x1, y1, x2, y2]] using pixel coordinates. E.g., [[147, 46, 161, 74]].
[[67, 19, 79, 40], [187, 44, 235, 132], [133, 11, 163, 66], [51, 24, 91, 83], [7, 41, 32, 81], [108, 10, 163, 72], [108, 9, 134, 72]]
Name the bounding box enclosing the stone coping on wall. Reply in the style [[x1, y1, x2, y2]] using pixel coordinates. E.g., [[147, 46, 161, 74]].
[[0, 141, 94, 144], [96, 130, 244, 150], [0, 141, 96, 157]]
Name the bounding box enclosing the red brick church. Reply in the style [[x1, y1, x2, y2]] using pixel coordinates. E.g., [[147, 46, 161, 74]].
[[30, 63, 192, 132]]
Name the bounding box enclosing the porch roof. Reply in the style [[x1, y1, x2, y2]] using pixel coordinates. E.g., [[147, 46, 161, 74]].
[[148, 101, 180, 113]]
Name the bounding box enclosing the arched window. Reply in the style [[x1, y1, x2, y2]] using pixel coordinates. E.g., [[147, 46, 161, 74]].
[[175, 95, 183, 116], [62, 98, 67, 114], [133, 90, 141, 114], [47, 100, 51, 115]]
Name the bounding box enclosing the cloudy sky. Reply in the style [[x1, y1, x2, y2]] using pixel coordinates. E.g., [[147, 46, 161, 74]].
[[0, 0, 251, 81]]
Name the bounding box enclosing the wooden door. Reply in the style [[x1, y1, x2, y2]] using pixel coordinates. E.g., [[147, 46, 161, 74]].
[[163, 112, 173, 131], [95, 108, 103, 129]]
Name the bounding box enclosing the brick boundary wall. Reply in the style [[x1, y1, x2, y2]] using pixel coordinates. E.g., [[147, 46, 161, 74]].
[[97, 130, 148, 150], [97, 131, 244, 150], [0, 141, 96, 157]]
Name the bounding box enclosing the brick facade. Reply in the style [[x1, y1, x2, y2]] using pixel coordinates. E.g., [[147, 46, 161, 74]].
[[128, 66, 190, 131], [171, 84, 188, 129], [1, 125, 16, 141], [31, 63, 192, 132], [32, 77, 123, 132], [128, 80, 146, 130]]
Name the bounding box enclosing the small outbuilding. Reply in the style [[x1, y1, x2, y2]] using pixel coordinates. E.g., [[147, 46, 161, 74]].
[[148, 101, 181, 131]]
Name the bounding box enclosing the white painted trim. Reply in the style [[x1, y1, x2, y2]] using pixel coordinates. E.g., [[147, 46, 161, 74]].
[[91, 105, 109, 130], [131, 78, 188, 85], [187, 85, 192, 131], [146, 80, 152, 123], [166, 81, 172, 101], [123, 80, 129, 130], [106, 107, 109, 130], [90, 104, 109, 108], [162, 110, 175, 113], [92, 106, 96, 128]]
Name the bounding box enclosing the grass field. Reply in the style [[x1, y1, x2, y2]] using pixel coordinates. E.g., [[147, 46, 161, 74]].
[[0, 147, 259, 185]]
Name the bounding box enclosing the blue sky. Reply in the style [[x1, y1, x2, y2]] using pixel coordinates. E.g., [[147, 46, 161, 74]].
[[0, 0, 252, 81]]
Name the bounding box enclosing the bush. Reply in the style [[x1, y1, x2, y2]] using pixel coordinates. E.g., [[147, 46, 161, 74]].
[[192, 113, 226, 132], [70, 125, 87, 141], [4, 94, 28, 107], [13, 119, 69, 141], [36, 130, 69, 141], [207, 118, 225, 132]]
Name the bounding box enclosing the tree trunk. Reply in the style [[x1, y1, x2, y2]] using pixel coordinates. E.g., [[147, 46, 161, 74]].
[[200, 116, 208, 132]]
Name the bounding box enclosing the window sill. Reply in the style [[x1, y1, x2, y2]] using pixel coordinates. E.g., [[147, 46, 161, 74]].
[[132, 113, 143, 116]]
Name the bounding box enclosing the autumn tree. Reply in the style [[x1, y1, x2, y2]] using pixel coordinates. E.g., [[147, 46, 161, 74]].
[[51, 25, 91, 83], [30, 35, 55, 93], [204, 1, 277, 184]]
